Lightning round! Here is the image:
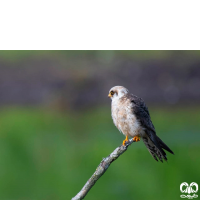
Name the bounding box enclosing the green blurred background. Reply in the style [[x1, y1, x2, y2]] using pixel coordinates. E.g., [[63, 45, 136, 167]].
[[0, 51, 200, 200]]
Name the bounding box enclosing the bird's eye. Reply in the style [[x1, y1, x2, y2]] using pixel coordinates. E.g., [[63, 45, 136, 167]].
[[110, 91, 114, 95]]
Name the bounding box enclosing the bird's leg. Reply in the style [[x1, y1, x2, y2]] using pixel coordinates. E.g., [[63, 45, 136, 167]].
[[122, 136, 129, 146], [133, 136, 140, 142]]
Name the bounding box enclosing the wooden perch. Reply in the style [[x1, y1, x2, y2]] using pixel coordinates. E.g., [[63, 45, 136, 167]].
[[71, 138, 135, 200]]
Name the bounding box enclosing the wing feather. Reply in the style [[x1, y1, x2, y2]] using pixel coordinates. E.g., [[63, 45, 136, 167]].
[[127, 94, 173, 161]]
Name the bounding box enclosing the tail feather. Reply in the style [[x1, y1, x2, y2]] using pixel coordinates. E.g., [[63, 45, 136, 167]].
[[142, 134, 174, 162], [142, 137, 165, 162], [156, 136, 174, 155], [146, 132, 168, 161]]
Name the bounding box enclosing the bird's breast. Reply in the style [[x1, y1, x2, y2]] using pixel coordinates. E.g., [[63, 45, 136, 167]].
[[111, 99, 142, 137]]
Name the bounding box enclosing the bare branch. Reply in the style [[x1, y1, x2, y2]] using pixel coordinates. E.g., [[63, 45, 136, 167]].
[[71, 138, 135, 200]]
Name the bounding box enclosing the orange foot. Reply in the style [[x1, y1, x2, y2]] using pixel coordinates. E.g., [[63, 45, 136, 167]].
[[133, 136, 140, 142], [122, 136, 129, 146]]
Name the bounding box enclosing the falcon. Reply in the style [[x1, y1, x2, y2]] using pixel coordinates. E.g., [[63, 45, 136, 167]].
[[108, 86, 174, 162]]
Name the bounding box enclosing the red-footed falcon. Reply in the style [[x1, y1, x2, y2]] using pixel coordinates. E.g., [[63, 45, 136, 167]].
[[108, 86, 174, 162]]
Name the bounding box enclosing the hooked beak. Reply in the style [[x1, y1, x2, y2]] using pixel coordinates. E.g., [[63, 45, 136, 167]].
[[108, 93, 112, 98]]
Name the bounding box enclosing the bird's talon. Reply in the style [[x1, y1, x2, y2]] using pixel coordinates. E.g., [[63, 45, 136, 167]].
[[122, 136, 129, 146], [133, 136, 140, 142]]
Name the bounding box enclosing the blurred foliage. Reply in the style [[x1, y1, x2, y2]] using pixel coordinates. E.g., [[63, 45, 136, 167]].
[[1, 50, 200, 63], [0, 106, 199, 200], [1, 50, 200, 108]]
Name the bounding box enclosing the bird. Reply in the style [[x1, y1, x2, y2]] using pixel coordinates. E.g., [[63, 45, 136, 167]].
[[108, 86, 174, 162]]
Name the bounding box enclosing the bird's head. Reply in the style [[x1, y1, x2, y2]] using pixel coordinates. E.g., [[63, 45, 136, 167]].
[[108, 86, 129, 100]]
